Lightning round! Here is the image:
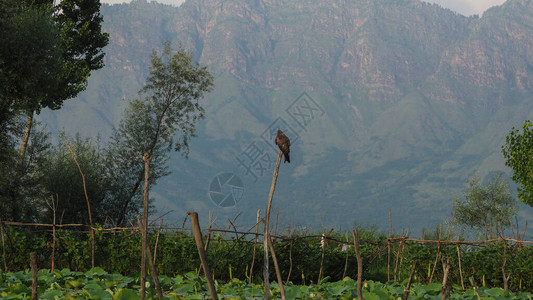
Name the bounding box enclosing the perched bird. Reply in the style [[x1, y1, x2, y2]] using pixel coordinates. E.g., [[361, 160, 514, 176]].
[[275, 129, 291, 163]]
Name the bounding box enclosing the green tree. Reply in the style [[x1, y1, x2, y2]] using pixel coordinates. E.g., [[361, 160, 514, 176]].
[[502, 120, 533, 206], [0, 0, 108, 163], [0, 0, 108, 222], [453, 173, 517, 240], [107, 42, 214, 225], [0, 123, 51, 222], [38, 133, 111, 225]]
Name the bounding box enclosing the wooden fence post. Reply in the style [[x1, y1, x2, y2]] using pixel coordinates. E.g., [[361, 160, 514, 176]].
[[352, 230, 363, 300], [403, 261, 418, 300], [263, 151, 283, 300], [267, 234, 286, 300], [188, 212, 218, 300], [68, 144, 95, 268], [0, 217, 7, 271], [249, 209, 260, 283], [456, 235, 464, 289], [137, 216, 163, 298], [30, 252, 37, 300], [441, 257, 451, 300]]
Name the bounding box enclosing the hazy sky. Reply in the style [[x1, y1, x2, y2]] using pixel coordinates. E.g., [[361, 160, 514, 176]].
[[100, 0, 507, 16]]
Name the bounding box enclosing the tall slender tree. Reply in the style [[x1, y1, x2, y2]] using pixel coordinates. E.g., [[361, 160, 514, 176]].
[[107, 42, 214, 225]]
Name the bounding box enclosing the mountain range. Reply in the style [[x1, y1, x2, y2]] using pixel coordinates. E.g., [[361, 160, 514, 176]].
[[39, 0, 533, 235]]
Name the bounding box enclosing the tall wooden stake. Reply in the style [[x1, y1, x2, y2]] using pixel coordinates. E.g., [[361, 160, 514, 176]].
[[140, 153, 151, 300], [352, 230, 363, 300], [388, 209, 392, 281], [263, 151, 283, 300], [188, 212, 218, 300], [456, 235, 464, 289], [249, 209, 260, 283], [68, 144, 95, 268], [30, 252, 37, 300], [441, 257, 451, 300], [0, 216, 7, 271], [403, 261, 418, 300], [267, 234, 286, 300], [137, 216, 163, 298]]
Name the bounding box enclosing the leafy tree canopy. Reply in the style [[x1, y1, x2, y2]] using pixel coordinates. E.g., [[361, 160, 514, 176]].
[[453, 173, 517, 239], [0, 0, 109, 115], [502, 120, 533, 206], [108, 41, 214, 225]]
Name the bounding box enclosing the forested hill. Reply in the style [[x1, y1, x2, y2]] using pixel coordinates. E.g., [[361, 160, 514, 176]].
[[39, 0, 533, 232]]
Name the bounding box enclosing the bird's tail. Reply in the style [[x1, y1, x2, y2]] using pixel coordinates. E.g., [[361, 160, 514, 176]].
[[284, 152, 290, 163]]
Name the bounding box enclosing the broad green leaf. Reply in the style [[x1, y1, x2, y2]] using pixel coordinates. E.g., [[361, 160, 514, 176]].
[[40, 289, 64, 300], [86, 267, 108, 277], [115, 288, 140, 300]]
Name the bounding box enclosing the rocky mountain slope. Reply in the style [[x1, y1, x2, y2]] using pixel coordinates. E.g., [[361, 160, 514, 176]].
[[39, 0, 533, 233]]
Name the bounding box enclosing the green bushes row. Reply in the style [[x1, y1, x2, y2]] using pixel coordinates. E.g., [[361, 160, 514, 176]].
[[1, 227, 531, 292]]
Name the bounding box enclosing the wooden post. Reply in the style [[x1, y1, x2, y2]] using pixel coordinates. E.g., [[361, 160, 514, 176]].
[[502, 240, 510, 291], [249, 209, 260, 283], [263, 151, 283, 300], [267, 234, 286, 300], [441, 257, 451, 300], [286, 241, 293, 284], [0, 217, 7, 271], [403, 261, 418, 300], [137, 216, 163, 299], [68, 144, 95, 268], [388, 209, 391, 281], [46, 195, 58, 272], [139, 153, 151, 300], [318, 233, 326, 284], [30, 252, 37, 300], [198, 211, 215, 276], [188, 212, 218, 300], [352, 230, 363, 300], [342, 232, 349, 279], [456, 235, 464, 289]]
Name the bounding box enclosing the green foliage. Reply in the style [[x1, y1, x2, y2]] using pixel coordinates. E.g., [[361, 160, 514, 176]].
[[0, 0, 63, 113], [0, 0, 108, 115], [0, 0, 108, 223], [106, 41, 214, 225], [0, 123, 51, 222], [1, 228, 531, 293], [502, 120, 533, 207], [38, 132, 112, 225], [453, 173, 518, 239], [1, 268, 533, 299]]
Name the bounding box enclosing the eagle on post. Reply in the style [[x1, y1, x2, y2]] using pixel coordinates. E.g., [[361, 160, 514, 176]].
[[275, 129, 291, 163]]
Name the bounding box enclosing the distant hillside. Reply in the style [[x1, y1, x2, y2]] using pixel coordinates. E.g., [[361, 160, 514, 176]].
[[39, 0, 533, 234]]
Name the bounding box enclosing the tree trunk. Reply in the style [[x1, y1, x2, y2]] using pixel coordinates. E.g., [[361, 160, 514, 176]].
[[17, 112, 33, 166]]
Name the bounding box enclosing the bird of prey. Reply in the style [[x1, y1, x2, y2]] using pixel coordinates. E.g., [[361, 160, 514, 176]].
[[275, 129, 291, 163]]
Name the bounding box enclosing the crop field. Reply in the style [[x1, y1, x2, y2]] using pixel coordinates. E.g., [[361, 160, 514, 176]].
[[2, 267, 533, 299]]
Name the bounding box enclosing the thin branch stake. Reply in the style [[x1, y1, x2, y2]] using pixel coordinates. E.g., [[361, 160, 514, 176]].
[[263, 151, 283, 300], [67, 144, 95, 268]]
